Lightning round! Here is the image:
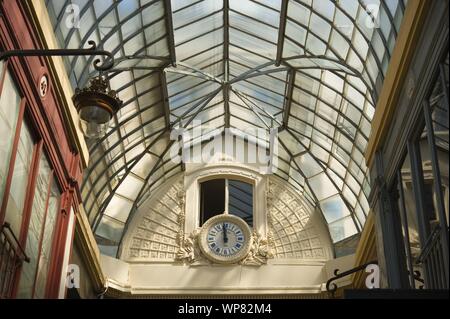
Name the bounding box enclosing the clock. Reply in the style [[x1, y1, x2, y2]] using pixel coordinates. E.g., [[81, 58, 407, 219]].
[[198, 214, 252, 264]]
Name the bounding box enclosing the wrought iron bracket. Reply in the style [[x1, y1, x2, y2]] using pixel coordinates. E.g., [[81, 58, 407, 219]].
[[326, 260, 378, 297], [0, 40, 114, 72]]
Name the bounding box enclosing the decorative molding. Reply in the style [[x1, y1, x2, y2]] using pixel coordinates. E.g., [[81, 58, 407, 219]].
[[176, 228, 276, 266], [127, 177, 184, 261], [267, 178, 327, 260], [125, 172, 331, 264], [174, 186, 212, 264], [195, 167, 258, 182], [105, 279, 327, 299], [240, 231, 275, 265], [175, 228, 209, 264]]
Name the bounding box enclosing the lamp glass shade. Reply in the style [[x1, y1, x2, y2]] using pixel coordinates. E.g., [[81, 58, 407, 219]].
[[72, 76, 123, 139], [79, 117, 110, 139]]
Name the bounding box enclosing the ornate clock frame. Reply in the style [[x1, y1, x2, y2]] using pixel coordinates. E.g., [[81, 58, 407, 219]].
[[198, 214, 253, 264]]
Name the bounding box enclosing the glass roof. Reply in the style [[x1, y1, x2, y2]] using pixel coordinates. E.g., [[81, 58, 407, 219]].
[[45, 0, 407, 257]]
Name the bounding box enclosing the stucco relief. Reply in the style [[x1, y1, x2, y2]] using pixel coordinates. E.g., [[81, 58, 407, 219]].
[[267, 178, 326, 259], [175, 229, 211, 264], [127, 177, 184, 260], [240, 231, 275, 265], [127, 173, 328, 262], [175, 229, 275, 266]]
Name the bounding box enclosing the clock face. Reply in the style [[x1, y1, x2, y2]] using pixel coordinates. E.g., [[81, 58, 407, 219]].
[[199, 214, 252, 264], [206, 221, 245, 257]]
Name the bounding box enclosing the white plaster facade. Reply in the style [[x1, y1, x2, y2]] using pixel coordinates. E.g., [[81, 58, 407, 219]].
[[113, 160, 339, 296]]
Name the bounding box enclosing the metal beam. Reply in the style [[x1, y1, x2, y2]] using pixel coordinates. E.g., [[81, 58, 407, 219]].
[[228, 61, 275, 84], [166, 63, 223, 84], [92, 88, 222, 229], [233, 89, 271, 129], [224, 0, 230, 68], [163, 0, 177, 66], [283, 55, 360, 77], [439, 63, 449, 110], [233, 67, 290, 83], [423, 100, 449, 285], [160, 70, 171, 128], [91, 129, 168, 228], [285, 127, 362, 232], [114, 88, 223, 253], [224, 83, 230, 128], [233, 88, 282, 127], [283, 69, 295, 127], [275, 0, 289, 66], [224, 0, 230, 128], [74, 0, 163, 84]]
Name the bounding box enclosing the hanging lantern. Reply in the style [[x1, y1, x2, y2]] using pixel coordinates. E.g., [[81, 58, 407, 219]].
[[72, 76, 123, 139]]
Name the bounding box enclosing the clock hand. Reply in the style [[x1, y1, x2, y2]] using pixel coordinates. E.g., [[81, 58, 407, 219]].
[[223, 223, 228, 244]]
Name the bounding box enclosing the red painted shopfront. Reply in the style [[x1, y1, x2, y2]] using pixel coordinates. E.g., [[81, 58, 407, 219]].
[[0, 1, 84, 298]]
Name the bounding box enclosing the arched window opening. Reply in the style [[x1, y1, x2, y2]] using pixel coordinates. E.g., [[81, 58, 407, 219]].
[[200, 179, 253, 227]]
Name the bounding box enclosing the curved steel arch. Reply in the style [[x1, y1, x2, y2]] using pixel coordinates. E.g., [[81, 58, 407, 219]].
[[45, 0, 407, 253]]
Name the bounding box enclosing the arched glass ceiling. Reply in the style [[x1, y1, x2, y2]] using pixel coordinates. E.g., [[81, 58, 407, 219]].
[[46, 0, 407, 257]]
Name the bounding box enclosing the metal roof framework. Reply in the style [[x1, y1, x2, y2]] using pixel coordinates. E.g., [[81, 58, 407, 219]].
[[45, 0, 407, 257]]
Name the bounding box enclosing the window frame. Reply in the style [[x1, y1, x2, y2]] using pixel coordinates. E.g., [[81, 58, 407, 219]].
[[199, 177, 255, 226], [0, 62, 62, 298]]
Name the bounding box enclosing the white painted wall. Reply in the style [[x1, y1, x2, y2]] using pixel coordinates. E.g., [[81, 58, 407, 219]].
[[101, 255, 329, 295]]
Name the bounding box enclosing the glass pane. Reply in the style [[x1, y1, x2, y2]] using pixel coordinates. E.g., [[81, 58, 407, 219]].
[[43, 0, 408, 245], [96, 216, 125, 243], [228, 179, 253, 227], [320, 194, 351, 223], [104, 195, 133, 223], [309, 173, 338, 201], [296, 153, 322, 178], [0, 70, 21, 205], [98, 244, 119, 258], [329, 216, 358, 243], [200, 179, 225, 225], [4, 119, 34, 237], [34, 180, 60, 298], [17, 153, 52, 298]]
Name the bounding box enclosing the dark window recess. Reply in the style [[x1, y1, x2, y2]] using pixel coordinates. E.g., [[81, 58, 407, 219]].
[[200, 179, 225, 225], [199, 179, 254, 226], [228, 180, 253, 227]]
